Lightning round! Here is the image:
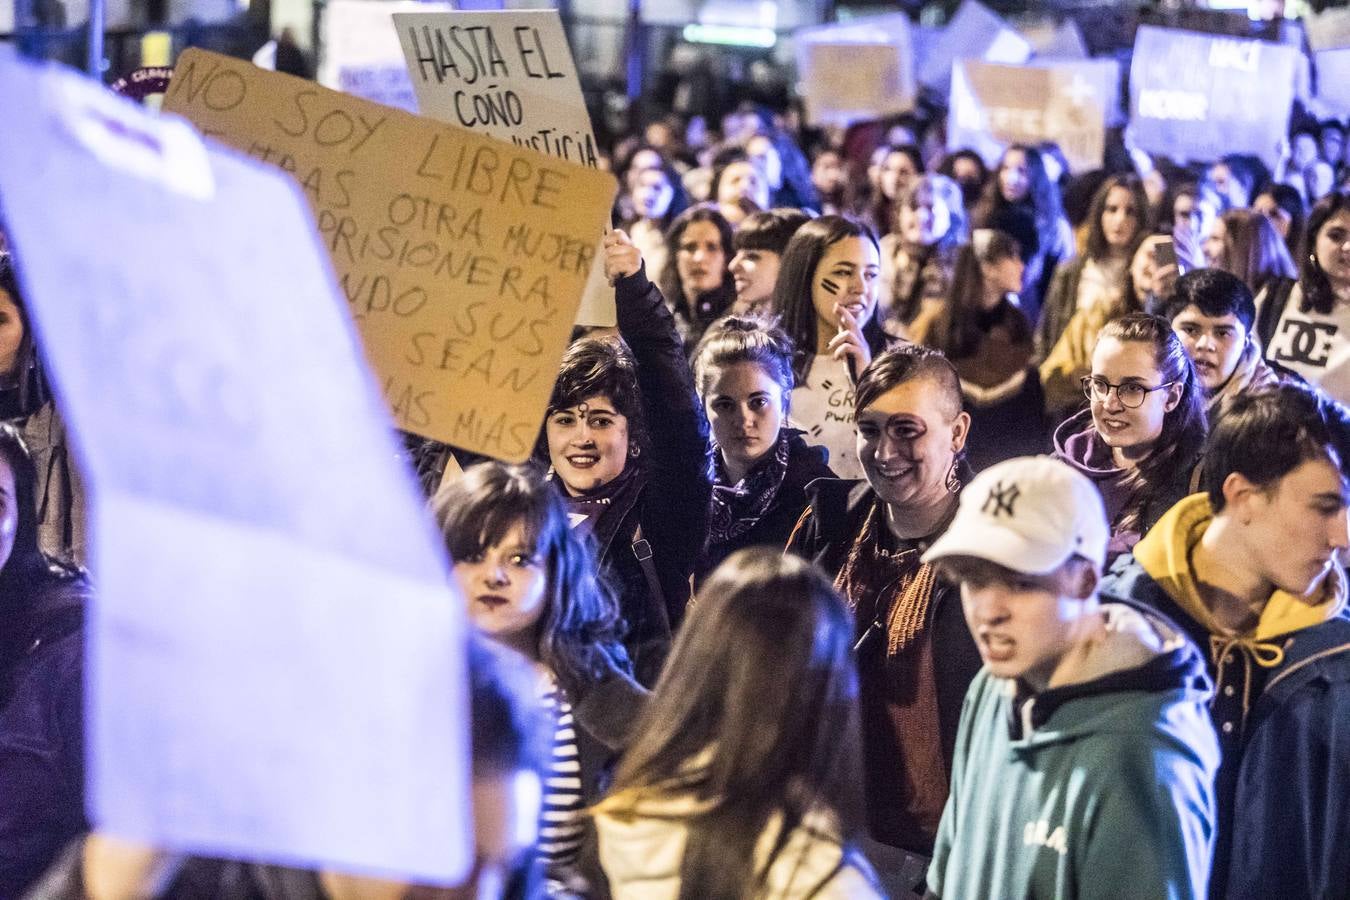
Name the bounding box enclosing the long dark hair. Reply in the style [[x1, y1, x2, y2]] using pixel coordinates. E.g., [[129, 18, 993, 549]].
[[1084, 174, 1150, 262], [1094, 314, 1207, 532], [0, 256, 51, 417], [974, 144, 1065, 260], [1254, 182, 1307, 263], [772, 215, 884, 383], [432, 462, 630, 697], [660, 205, 735, 310], [1212, 208, 1297, 298], [606, 548, 865, 900], [871, 143, 924, 239], [938, 229, 1030, 358], [1300, 190, 1350, 316]]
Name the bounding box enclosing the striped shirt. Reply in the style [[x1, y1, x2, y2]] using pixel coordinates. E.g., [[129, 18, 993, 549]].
[[539, 677, 586, 876]]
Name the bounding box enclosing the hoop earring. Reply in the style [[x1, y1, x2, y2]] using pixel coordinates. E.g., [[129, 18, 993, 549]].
[[945, 460, 962, 494]]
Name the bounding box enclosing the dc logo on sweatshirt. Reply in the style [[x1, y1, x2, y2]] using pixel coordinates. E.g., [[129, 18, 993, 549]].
[[1271, 318, 1337, 368], [1024, 819, 1068, 856]]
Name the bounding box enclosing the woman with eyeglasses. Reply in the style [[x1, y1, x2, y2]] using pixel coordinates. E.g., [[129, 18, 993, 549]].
[[1052, 313, 1207, 561]]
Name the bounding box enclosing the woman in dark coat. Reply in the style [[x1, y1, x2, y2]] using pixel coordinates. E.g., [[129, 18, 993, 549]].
[[690, 315, 834, 580], [542, 229, 711, 687], [0, 422, 90, 898]]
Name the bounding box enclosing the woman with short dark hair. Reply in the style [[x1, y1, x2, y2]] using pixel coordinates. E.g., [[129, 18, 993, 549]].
[[787, 345, 982, 874], [542, 230, 711, 685]]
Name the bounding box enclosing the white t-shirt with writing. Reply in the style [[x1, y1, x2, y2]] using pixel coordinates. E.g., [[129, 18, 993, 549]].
[[789, 353, 863, 480], [1265, 286, 1350, 404]]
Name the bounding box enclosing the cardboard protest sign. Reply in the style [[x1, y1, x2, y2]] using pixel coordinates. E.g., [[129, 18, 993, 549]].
[[319, 0, 455, 113], [1020, 19, 1088, 60], [1307, 7, 1350, 52], [917, 0, 1030, 96], [163, 48, 616, 462], [393, 9, 615, 327], [1129, 26, 1298, 168], [949, 58, 1119, 173], [0, 54, 470, 880], [793, 14, 917, 127]]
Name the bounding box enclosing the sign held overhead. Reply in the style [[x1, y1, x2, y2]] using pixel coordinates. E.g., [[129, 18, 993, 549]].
[[163, 48, 617, 463]]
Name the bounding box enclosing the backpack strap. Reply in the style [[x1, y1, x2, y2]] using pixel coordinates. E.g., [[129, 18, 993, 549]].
[[632, 524, 672, 637]]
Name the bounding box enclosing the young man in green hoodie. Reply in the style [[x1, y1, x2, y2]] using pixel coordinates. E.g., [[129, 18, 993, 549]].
[[1101, 382, 1350, 900], [922, 456, 1218, 900]]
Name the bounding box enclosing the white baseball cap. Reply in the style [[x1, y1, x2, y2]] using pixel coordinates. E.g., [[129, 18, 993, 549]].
[[921, 456, 1109, 574]]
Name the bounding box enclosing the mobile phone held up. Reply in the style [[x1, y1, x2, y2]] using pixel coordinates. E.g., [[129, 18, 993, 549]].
[[1153, 236, 1180, 274]]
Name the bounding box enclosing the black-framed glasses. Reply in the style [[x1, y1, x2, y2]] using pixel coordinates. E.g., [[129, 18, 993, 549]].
[[1080, 376, 1174, 409]]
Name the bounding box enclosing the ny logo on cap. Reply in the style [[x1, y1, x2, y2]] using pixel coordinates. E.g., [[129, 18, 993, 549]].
[[982, 481, 1020, 518]]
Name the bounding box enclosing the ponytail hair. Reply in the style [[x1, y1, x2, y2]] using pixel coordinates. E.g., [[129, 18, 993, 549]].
[[691, 315, 795, 411]]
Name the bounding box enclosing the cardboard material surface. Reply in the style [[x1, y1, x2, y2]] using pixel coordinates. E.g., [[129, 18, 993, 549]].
[[163, 48, 616, 461], [394, 9, 615, 327]]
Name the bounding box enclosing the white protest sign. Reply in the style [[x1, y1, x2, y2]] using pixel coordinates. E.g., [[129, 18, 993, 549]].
[[1317, 49, 1350, 117], [793, 14, 917, 127], [1129, 26, 1298, 168], [394, 8, 615, 327], [918, 0, 1030, 96], [949, 58, 1119, 173], [0, 55, 470, 881], [319, 0, 455, 113]]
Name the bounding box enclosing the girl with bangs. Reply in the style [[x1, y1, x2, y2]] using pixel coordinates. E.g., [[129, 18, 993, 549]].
[[434, 461, 646, 898]]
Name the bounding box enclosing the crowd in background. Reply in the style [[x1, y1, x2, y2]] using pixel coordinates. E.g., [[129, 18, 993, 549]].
[[1, 63, 1350, 900]]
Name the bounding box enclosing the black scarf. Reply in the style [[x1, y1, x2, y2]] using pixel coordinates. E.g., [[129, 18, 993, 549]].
[[557, 463, 644, 555], [708, 430, 790, 546]]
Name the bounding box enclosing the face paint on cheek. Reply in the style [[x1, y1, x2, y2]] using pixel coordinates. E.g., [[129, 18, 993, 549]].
[[820, 278, 841, 296]]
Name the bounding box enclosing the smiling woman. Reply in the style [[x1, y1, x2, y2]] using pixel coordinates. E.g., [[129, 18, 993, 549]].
[[774, 215, 889, 480], [787, 345, 982, 868], [1052, 313, 1207, 562], [541, 228, 711, 686]]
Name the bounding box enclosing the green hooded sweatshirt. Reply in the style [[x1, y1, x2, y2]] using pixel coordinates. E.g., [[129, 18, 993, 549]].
[[927, 603, 1219, 899]]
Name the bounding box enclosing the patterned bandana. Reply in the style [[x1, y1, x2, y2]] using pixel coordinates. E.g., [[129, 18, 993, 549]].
[[707, 431, 791, 546]]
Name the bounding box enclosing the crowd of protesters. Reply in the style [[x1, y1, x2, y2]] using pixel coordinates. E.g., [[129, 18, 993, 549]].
[[2, 53, 1350, 900]]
